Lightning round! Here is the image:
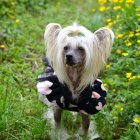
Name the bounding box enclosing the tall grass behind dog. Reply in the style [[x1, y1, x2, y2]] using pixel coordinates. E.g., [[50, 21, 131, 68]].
[[42, 23, 114, 138]]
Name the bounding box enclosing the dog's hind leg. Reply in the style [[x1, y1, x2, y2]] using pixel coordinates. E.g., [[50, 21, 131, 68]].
[[81, 113, 90, 134], [53, 106, 70, 140], [53, 106, 62, 128]]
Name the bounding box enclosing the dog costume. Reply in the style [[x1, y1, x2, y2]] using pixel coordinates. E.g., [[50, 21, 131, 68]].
[[37, 58, 107, 115]]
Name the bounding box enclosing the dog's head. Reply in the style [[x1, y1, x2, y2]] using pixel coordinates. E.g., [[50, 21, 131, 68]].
[[44, 23, 114, 92], [63, 44, 85, 67]]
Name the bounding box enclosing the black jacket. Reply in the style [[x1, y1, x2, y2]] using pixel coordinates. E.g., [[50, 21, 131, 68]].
[[37, 58, 107, 115]]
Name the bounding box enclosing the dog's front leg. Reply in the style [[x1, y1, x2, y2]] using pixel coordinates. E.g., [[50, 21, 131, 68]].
[[53, 106, 62, 128], [81, 113, 90, 134]]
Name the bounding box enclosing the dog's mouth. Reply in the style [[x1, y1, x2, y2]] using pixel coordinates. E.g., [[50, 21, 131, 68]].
[[66, 60, 77, 66], [65, 59, 84, 67]]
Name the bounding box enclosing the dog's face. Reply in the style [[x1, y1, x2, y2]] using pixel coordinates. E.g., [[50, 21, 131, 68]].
[[44, 23, 114, 92], [63, 45, 85, 66]]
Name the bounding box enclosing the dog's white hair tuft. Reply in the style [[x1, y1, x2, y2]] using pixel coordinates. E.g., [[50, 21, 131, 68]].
[[44, 23, 114, 93]]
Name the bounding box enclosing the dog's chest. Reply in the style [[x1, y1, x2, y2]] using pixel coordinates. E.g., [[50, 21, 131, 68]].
[[69, 68, 79, 82], [67, 67, 82, 90]]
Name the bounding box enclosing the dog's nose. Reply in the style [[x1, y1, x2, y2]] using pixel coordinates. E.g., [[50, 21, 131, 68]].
[[66, 54, 73, 61]]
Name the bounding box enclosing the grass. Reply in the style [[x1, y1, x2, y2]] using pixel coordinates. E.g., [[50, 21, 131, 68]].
[[0, 0, 140, 139]]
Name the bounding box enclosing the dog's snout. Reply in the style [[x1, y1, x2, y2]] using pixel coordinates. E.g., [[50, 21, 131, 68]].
[[66, 54, 73, 60], [65, 54, 76, 65]]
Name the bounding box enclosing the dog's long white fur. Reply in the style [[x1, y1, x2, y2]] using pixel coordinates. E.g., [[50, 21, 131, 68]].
[[44, 23, 114, 93]]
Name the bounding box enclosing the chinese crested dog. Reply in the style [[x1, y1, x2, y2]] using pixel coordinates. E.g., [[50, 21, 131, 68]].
[[40, 23, 114, 137]]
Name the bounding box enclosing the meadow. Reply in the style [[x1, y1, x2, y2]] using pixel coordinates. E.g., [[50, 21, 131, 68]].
[[0, 0, 140, 139]]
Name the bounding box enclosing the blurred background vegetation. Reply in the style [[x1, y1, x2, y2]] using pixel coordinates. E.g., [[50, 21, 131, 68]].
[[0, 0, 140, 139]]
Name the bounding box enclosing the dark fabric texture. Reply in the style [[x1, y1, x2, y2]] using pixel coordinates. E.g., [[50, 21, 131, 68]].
[[37, 58, 107, 115]]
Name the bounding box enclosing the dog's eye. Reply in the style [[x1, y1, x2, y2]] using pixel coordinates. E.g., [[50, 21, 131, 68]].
[[64, 46, 69, 51], [78, 46, 84, 52]]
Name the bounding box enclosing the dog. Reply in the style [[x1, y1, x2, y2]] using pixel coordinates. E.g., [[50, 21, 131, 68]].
[[37, 23, 114, 136]]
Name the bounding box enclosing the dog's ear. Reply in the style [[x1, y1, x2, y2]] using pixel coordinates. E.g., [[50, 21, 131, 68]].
[[94, 27, 114, 62], [94, 27, 114, 43], [44, 23, 61, 66], [44, 23, 61, 45]]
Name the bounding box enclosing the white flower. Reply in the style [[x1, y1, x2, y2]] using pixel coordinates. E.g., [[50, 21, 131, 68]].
[[37, 81, 53, 95]]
